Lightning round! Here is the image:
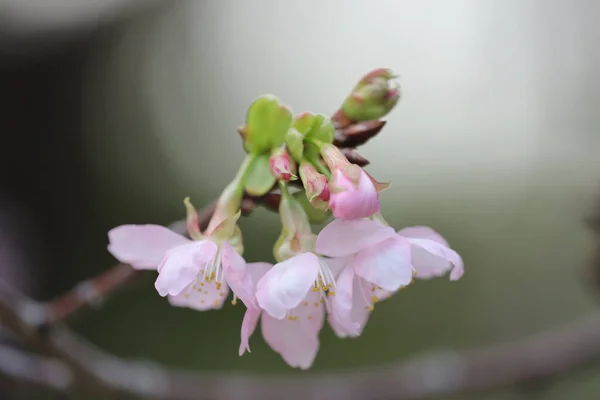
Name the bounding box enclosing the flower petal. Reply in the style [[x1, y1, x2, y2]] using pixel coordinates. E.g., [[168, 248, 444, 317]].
[[221, 241, 254, 307], [330, 272, 393, 338], [261, 312, 320, 370], [352, 236, 413, 292], [239, 306, 261, 356], [295, 290, 325, 337], [407, 238, 464, 281], [154, 241, 217, 297], [329, 168, 380, 220], [107, 224, 190, 270], [316, 219, 397, 258], [329, 266, 359, 337], [322, 256, 349, 279], [167, 280, 229, 310], [256, 253, 319, 320], [397, 226, 449, 246], [247, 262, 273, 286]]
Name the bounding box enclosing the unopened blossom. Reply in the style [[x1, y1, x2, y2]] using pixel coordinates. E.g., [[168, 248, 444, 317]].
[[320, 143, 380, 220], [269, 148, 297, 181], [239, 261, 325, 369], [315, 218, 463, 337], [108, 206, 254, 311], [341, 68, 401, 121], [299, 162, 330, 210]]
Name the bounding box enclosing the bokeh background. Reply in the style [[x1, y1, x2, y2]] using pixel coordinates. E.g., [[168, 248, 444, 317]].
[[2, 0, 600, 398]]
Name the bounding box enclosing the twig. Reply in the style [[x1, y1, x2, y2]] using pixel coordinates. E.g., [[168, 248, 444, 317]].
[[2, 277, 600, 399], [38, 201, 220, 328]]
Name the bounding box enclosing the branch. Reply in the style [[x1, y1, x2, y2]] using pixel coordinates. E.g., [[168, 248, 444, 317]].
[[2, 278, 600, 399], [37, 201, 218, 329]]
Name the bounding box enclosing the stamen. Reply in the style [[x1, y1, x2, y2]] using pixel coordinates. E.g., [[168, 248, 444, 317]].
[[358, 280, 375, 312], [286, 308, 298, 321], [314, 259, 337, 298], [203, 244, 224, 284]]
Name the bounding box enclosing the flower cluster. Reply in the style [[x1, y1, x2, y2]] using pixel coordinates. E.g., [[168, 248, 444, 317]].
[[107, 69, 463, 369]]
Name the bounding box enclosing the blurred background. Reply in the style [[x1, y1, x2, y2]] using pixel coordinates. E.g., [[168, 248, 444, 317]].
[[2, 0, 600, 398]]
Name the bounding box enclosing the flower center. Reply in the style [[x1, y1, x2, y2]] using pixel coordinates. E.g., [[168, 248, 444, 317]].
[[201, 244, 224, 289], [312, 260, 336, 297]]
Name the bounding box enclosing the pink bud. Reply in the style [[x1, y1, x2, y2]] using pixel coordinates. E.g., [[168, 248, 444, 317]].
[[329, 165, 380, 220], [299, 162, 329, 210], [269, 149, 297, 181]]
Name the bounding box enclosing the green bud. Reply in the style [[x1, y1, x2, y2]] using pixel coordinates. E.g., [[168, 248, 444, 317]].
[[292, 112, 335, 144], [244, 153, 276, 196], [341, 68, 401, 121], [243, 95, 293, 153]]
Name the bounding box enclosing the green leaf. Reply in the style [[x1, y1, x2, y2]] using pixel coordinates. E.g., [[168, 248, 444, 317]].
[[244, 95, 293, 153], [244, 153, 276, 196]]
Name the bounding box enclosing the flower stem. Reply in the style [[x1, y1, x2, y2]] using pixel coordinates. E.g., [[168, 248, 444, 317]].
[[205, 153, 258, 234]]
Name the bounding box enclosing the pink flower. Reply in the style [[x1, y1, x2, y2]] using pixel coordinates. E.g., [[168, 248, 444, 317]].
[[319, 143, 380, 219], [244, 253, 344, 369], [316, 219, 463, 337], [107, 224, 253, 310], [328, 165, 380, 219], [239, 261, 325, 370]]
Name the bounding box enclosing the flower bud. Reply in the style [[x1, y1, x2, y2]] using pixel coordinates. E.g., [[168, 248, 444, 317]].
[[292, 112, 335, 144], [299, 162, 330, 210], [269, 148, 297, 181], [328, 165, 380, 220], [320, 143, 351, 171], [274, 188, 315, 262], [341, 68, 401, 121]]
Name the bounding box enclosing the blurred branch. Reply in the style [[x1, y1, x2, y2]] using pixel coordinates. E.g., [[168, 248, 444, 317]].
[[38, 200, 217, 329], [2, 276, 600, 399]]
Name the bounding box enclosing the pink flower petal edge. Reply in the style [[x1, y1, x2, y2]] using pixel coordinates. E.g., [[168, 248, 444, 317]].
[[398, 226, 464, 281], [107, 224, 190, 270], [316, 218, 397, 258]]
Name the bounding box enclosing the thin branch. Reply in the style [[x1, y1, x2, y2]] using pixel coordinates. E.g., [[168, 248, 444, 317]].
[[39, 201, 219, 328], [2, 278, 600, 399]]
